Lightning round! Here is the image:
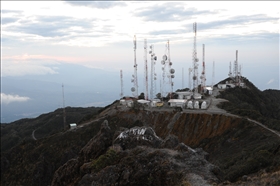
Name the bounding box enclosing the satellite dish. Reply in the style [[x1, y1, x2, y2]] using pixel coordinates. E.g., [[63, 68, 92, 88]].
[[193, 76, 197, 80], [154, 77, 157, 80], [163, 55, 167, 61], [171, 75, 175, 78], [131, 87, 135, 92], [154, 56, 157, 60], [195, 58, 199, 62], [170, 69, 175, 74], [132, 75, 134, 77], [162, 67, 164, 70], [169, 62, 172, 66], [161, 60, 165, 65], [149, 51, 152, 54], [131, 79, 134, 83]]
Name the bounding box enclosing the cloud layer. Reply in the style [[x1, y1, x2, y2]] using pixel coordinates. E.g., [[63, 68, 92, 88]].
[[1, 93, 30, 104]]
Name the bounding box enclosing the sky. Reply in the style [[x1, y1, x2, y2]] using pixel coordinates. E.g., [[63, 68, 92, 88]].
[[1, 1, 280, 122]]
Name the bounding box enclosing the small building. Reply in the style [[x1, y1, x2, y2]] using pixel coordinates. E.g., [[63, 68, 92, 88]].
[[168, 99, 187, 108], [137, 99, 150, 107], [150, 99, 161, 107], [204, 87, 213, 95], [69, 123, 77, 130], [175, 91, 192, 99]]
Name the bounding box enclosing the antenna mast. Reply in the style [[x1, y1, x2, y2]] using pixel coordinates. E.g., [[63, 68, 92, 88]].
[[131, 35, 138, 98], [200, 44, 206, 93], [120, 70, 124, 98], [167, 40, 175, 97], [144, 39, 148, 100], [234, 50, 239, 84], [182, 68, 184, 89], [192, 22, 199, 96], [212, 61, 215, 88], [228, 61, 232, 78], [188, 67, 192, 90], [62, 84, 67, 130], [149, 44, 157, 100]]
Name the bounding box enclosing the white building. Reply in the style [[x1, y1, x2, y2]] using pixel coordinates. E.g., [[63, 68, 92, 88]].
[[69, 123, 77, 130], [168, 99, 187, 108]]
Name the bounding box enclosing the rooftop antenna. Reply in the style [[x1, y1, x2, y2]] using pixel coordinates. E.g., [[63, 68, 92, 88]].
[[120, 70, 124, 98], [149, 44, 157, 100], [131, 35, 138, 98], [192, 22, 199, 97], [62, 83, 67, 130], [144, 39, 148, 100], [200, 44, 206, 93], [212, 61, 215, 88]]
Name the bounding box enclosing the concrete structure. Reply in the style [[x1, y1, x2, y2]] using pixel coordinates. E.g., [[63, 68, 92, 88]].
[[69, 123, 77, 130], [137, 99, 150, 107], [168, 99, 187, 108], [175, 91, 192, 99], [217, 83, 235, 89]]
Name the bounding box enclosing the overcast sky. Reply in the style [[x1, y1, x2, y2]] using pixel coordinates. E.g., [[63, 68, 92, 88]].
[[1, 1, 280, 106]]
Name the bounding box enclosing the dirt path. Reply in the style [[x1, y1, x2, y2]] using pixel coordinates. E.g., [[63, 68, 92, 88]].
[[32, 129, 37, 140]]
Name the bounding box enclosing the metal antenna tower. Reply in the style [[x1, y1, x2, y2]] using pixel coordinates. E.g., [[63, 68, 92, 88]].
[[182, 68, 184, 89], [228, 61, 232, 78], [120, 70, 124, 98], [62, 83, 67, 130], [212, 61, 215, 88], [234, 50, 239, 84], [188, 67, 192, 90], [144, 39, 148, 100], [131, 35, 138, 98], [167, 40, 175, 97], [200, 44, 206, 93], [149, 44, 157, 100], [192, 22, 199, 96]]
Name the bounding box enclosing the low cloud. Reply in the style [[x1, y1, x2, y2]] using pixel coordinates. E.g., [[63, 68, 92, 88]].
[[1, 55, 60, 77], [267, 79, 274, 85], [1, 93, 30, 104]]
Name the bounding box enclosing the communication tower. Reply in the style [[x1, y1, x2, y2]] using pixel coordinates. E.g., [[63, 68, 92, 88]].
[[144, 39, 148, 100], [120, 70, 124, 98], [212, 61, 215, 88], [131, 35, 138, 98], [228, 61, 233, 78], [192, 22, 199, 96], [62, 84, 67, 130], [167, 40, 175, 97], [200, 44, 206, 93], [149, 44, 157, 100], [182, 68, 184, 89], [188, 67, 192, 91], [234, 50, 239, 84]]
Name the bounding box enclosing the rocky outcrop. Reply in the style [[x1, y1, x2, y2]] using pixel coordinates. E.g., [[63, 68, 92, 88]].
[[51, 120, 220, 186]]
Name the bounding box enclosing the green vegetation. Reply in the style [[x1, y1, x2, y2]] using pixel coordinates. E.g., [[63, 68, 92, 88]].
[[91, 149, 119, 172], [217, 77, 280, 131]]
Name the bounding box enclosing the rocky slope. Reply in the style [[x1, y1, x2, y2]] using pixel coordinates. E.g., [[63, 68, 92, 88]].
[[1, 90, 280, 185]]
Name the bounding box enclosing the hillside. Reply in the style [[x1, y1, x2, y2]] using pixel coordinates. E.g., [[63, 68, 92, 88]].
[[1, 107, 102, 153], [1, 80, 280, 186], [216, 77, 280, 131]]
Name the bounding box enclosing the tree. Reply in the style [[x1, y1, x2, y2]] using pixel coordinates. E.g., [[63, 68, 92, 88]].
[[138, 92, 144, 99]]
